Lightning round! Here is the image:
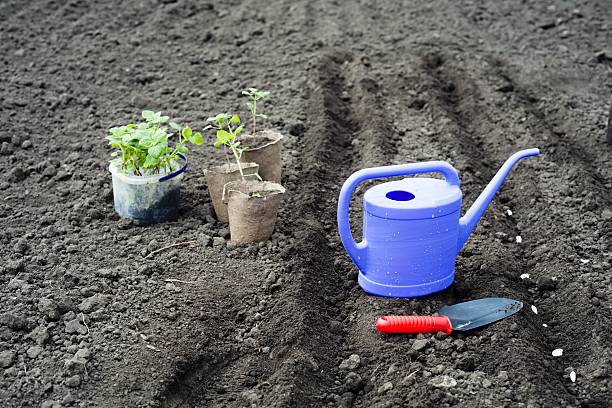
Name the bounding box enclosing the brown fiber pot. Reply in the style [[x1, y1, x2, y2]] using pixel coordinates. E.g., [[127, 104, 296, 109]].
[[205, 162, 259, 223], [239, 130, 283, 183], [222, 180, 285, 243]]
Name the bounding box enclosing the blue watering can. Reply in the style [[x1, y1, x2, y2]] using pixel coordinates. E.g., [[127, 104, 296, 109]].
[[337, 148, 540, 298]]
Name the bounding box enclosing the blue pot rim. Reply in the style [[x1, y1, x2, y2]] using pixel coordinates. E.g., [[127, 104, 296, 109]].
[[159, 154, 188, 182]]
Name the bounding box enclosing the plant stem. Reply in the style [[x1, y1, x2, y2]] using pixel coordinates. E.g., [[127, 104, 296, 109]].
[[252, 98, 257, 134], [231, 145, 245, 182], [168, 132, 185, 173], [223, 146, 231, 168]]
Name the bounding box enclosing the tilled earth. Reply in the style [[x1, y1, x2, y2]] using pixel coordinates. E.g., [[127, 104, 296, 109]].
[[1, 0, 611, 407]]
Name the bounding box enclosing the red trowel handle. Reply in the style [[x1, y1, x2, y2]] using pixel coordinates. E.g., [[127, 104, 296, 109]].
[[376, 315, 453, 335]]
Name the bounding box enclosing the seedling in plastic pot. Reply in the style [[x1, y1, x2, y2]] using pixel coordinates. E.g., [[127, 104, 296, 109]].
[[242, 88, 269, 134], [107, 110, 203, 176], [106, 110, 203, 224]]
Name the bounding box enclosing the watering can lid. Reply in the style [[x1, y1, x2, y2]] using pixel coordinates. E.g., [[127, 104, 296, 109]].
[[363, 178, 462, 220]]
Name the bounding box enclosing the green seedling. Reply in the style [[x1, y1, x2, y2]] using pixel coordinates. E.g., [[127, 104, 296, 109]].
[[107, 110, 203, 176], [242, 88, 269, 134], [205, 113, 248, 181]]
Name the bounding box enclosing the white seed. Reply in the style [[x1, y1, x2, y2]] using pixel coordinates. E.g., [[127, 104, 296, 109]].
[[570, 371, 576, 382], [542, 324, 548, 328], [520, 273, 530, 280], [506, 209, 513, 216], [531, 305, 538, 314], [579, 259, 590, 264], [515, 236, 523, 244], [552, 349, 563, 357]]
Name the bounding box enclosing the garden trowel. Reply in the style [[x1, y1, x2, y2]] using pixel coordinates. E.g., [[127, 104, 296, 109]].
[[376, 298, 523, 335]]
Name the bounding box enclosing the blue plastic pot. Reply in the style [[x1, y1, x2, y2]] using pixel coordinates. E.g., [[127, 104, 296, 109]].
[[338, 149, 540, 298], [109, 155, 187, 224]]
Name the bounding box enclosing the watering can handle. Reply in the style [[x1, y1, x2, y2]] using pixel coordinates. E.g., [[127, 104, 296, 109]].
[[337, 161, 460, 268]]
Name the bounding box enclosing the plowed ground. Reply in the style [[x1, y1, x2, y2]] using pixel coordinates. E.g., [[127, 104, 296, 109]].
[[1, 0, 610, 407]]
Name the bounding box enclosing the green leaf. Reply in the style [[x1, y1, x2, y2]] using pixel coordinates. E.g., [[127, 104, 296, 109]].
[[122, 134, 139, 143], [148, 144, 164, 158], [243, 88, 269, 100], [155, 132, 168, 144], [216, 129, 234, 144], [208, 113, 230, 123], [181, 127, 192, 139], [111, 111, 205, 169], [138, 134, 155, 148], [191, 132, 203, 145], [230, 115, 240, 124], [143, 154, 157, 169], [235, 125, 244, 135], [142, 110, 169, 124]]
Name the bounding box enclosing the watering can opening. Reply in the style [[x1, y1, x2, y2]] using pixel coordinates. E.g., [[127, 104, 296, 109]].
[[385, 190, 415, 202]]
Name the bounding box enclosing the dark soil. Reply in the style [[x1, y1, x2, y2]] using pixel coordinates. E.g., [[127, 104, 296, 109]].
[[1, 0, 611, 407]]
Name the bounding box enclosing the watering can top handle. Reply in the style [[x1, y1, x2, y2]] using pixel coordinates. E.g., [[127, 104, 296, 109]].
[[337, 161, 459, 267], [340, 161, 460, 197]]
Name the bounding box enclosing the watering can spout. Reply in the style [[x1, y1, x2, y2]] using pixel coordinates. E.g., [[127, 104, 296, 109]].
[[457, 148, 540, 251]]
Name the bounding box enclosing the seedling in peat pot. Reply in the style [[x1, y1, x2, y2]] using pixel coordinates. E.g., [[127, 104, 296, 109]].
[[237, 87, 283, 183], [205, 113, 258, 182], [205, 102, 285, 243], [242, 88, 269, 134]]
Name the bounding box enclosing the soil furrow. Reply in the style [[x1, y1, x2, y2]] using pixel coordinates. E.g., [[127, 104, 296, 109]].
[[496, 62, 612, 197], [475, 59, 612, 405], [417, 47, 610, 404], [259, 50, 357, 406], [418, 51, 582, 403]]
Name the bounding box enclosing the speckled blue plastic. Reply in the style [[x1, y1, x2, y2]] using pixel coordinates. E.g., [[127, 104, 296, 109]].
[[338, 149, 540, 298], [109, 155, 187, 224]]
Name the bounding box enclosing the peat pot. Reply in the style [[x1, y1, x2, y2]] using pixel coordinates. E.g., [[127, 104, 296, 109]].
[[109, 155, 187, 224], [338, 148, 540, 298], [239, 130, 283, 183], [223, 180, 285, 243], [205, 162, 259, 223]]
